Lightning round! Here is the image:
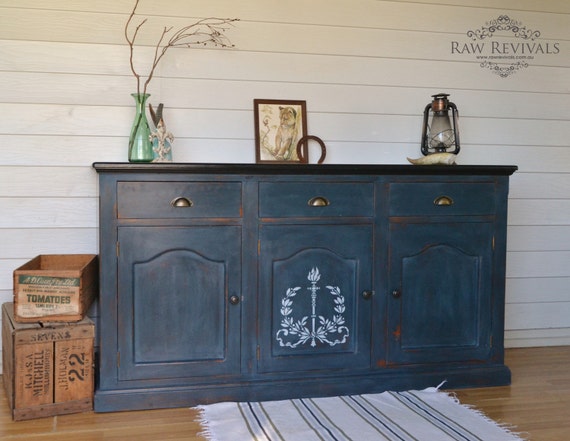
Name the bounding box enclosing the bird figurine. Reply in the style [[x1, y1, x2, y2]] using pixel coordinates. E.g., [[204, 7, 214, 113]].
[[149, 103, 174, 162]]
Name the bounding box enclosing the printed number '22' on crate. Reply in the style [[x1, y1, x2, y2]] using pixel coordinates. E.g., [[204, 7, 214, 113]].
[[13, 255, 98, 323], [2, 302, 95, 421]]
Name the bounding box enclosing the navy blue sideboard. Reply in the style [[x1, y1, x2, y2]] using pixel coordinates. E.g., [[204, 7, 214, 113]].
[[93, 163, 517, 412]]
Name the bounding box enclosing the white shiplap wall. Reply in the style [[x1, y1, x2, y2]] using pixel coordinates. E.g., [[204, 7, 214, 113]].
[[0, 0, 569, 371]]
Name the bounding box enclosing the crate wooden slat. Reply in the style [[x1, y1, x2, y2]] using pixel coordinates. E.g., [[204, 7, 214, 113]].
[[2, 302, 94, 421], [13, 254, 98, 322]]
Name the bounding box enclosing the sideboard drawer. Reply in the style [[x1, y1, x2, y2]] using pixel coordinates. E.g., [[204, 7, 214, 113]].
[[117, 181, 242, 219], [259, 182, 374, 218], [389, 182, 496, 216]]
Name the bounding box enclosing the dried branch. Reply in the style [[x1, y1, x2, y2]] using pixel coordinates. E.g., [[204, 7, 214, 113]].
[[124, 0, 238, 96], [124, 0, 145, 95]]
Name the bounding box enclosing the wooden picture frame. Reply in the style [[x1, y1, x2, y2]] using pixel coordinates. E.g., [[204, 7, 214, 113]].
[[254, 99, 308, 163]]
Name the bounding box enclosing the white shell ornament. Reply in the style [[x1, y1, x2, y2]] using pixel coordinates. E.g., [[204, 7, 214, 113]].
[[407, 152, 457, 165]]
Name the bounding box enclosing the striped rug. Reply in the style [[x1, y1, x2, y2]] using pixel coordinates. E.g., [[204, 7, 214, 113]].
[[195, 387, 525, 441]]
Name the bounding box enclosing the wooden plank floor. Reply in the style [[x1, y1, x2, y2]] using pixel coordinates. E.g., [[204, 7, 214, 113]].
[[1, 346, 569, 440], [455, 346, 570, 441]]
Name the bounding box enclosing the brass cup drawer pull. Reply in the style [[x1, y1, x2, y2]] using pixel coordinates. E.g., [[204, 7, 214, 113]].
[[308, 196, 330, 207], [434, 195, 454, 206], [170, 197, 193, 207]]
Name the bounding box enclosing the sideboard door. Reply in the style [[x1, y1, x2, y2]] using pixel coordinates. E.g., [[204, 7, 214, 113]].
[[117, 225, 241, 382], [258, 224, 373, 374], [387, 220, 494, 365]]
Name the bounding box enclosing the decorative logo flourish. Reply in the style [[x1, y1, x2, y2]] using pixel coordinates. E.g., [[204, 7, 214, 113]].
[[479, 60, 529, 78], [467, 15, 540, 41], [276, 267, 349, 348]]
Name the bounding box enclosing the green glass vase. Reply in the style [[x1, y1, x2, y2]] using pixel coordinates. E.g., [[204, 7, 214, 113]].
[[128, 93, 153, 162]]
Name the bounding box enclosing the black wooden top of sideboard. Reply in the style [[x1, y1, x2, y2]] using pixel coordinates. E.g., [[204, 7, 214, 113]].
[[93, 162, 517, 176]]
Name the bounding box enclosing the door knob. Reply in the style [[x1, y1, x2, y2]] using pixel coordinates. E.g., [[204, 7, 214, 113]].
[[362, 290, 374, 300]]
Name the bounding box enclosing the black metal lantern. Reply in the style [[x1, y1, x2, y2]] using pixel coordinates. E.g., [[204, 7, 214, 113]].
[[421, 93, 460, 156]]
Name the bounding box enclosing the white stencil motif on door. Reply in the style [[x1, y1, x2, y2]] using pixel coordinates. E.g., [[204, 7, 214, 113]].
[[276, 267, 349, 348]]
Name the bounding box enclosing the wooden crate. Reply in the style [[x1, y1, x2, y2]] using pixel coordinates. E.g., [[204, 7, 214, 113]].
[[2, 302, 94, 421], [13, 254, 98, 322]]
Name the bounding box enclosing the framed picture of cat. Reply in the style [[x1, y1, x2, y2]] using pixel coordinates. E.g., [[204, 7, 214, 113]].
[[254, 99, 308, 163]]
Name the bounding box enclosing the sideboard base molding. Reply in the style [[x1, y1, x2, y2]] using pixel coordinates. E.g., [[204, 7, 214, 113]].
[[94, 365, 511, 412]]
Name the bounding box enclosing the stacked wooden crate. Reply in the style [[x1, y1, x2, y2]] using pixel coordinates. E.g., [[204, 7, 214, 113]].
[[2, 255, 97, 420]]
